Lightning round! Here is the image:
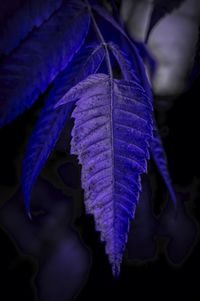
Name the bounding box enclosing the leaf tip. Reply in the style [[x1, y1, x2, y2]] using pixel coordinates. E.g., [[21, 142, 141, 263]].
[[111, 262, 121, 278], [27, 210, 33, 221], [24, 203, 33, 221]]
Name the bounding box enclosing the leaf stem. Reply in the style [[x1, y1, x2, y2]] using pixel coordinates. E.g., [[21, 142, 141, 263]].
[[85, 0, 113, 78]]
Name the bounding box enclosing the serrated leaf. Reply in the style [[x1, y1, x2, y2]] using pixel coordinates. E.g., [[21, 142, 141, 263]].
[[22, 44, 105, 214], [0, 0, 90, 127], [0, 0, 63, 55], [55, 73, 153, 275]]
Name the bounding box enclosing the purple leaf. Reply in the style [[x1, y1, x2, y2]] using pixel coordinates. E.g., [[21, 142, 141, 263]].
[[146, 0, 185, 41], [106, 42, 170, 210], [0, 0, 63, 55], [56, 73, 153, 276], [0, 0, 90, 127], [151, 125, 177, 205], [106, 41, 173, 205], [22, 44, 105, 214]]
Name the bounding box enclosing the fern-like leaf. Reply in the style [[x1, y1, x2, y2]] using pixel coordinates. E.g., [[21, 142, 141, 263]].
[[0, 0, 63, 56], [105, 28, 174, 205], [108, 42, 174, 203], [0, 0, 90, 127], [55, 73, 153, 275], [22, 44, 105, 214], [108, 43, 173, 206]]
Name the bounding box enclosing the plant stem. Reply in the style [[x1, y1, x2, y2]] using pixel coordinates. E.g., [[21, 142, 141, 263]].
[[84, 0, 113, 78]]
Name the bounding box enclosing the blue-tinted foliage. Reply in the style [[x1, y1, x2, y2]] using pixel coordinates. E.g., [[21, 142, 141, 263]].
[[55, 73, 153, 276], [22, 44, 105, 214], [0, 0, 63, 56], [0, 0, 176, 276], [0, 0, 90, 127], [151, 125, 177, 205]]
